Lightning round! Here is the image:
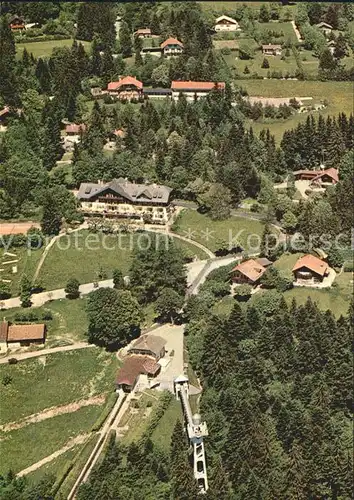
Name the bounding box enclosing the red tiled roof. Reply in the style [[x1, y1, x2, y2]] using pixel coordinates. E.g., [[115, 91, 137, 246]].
[[171, 81, 225, 91], [7, 324, 46, 342], [135, 28, 151, 35], [116, 355, 160, 387], [232, 259, 266, 282], [292, 255, 328, 277], [0, 321, 8, 342], [113, 129, 125, 138], [312, 168, 339, 183], [65, 123, 86, 134], [293, 169, 320, 177], [107, 77, 143, 91], [160, 37, 183, 49]]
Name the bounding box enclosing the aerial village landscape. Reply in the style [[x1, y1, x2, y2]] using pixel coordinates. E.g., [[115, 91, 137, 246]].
[[0, 1, 353, 499]]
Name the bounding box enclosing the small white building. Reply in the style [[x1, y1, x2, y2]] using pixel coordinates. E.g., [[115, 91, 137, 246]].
[[262, 44, 282, 56], [171, 81, 225, 102], [214, 15, 240, 32]]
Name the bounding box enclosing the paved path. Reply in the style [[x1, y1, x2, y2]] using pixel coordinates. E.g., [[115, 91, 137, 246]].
[[148, 226, 215, 258], [291, 20, 302, 42], [0, 342, 93, 364], [32, 224, 87, 284], [67, 390, 127, 499]]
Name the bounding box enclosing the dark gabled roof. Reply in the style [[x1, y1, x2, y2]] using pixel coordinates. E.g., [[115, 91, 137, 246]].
[[128, 335, 166, 357], [143, 88, 172, 95], [77, 179, 172, 204]]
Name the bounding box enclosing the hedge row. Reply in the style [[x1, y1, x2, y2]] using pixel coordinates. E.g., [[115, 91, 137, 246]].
[[144, 391, 173, 438], [343, 261, 354, 272], [91, 392, 118, 432]]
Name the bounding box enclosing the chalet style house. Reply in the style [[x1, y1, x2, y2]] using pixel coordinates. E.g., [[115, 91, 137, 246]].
[[161, 37, 184, 57], [231, 258, 272, 286], [293, 168, 339, 186], [134, 28, 152, 38], [262, 44, 282, 56], [9, 15, 25, 31], [128, 335, 166, 361], [171, 81, 225, 101], [116, 335, 166, 392], [316, 22, 333, 37], [77, 178, 172, 224], [0, 321, 46, 352], [292, 255, 329, 285], [65, 123, 86, 135], [107, 76, 143, 100], [214, 15, 240, 32]]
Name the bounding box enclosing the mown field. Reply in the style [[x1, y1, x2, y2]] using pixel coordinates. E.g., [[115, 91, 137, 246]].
[[0, 348, 119, 476], [37, 229, 208, 291], [172, 209, 265, 253], [284, 271, 353, 318], [0, 246, 43, 296], [234, 80, 354, 142], [15, 39, 91, 59], [0, 297, 89, 344], [0, 348, 118, 425], [0, 405, 101, 475]]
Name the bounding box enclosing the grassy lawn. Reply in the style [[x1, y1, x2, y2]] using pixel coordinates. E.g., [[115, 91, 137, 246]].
[[0, 348, 119, 425], [172, 209, 265, 252], [0, 247, 43, 296], [26, 445, 78, 484], [56, 433, 100, 498], [284, 276, 352, 318], [212, 295, 235, 317], [38, 230, 208, 290], [0, 405, 100, 474], [151, 398, 182, 452], [120, 391, 161, 445], [256, 21, 297, 43], [229, 50, 299, 78], [15, 39, 91, 59], [235, 80, 354, 142], [274, 252, 304, 278], [0, 297, 89, 344]]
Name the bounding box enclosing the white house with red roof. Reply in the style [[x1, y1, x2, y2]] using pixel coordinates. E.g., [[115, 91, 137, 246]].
[[160, 37, 184, 57], [107, 76, 143, 100], [214, 15, 240, 32], [171, 81, 225, 101]]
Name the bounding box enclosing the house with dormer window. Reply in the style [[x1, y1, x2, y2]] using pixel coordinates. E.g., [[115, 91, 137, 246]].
[[76, 178, 173, 224]]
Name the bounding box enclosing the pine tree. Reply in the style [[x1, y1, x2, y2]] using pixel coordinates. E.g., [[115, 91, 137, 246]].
[[170, 420, 199, 500], [112, 269, 124, 289], [35, 58, 51, 94], [20, 274, 32, 308], [0, 15, 20, 106], [120, 21, 132, 58], [42, 104, 63, 171], [41, 191, 62, 235], [91, 36, 102, 76], [201, 315, 231, 388]]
